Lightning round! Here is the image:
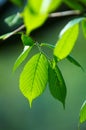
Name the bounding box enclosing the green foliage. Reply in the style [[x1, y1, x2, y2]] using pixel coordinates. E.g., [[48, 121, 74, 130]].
[[1, 0, 86, 127], [48, 61, 66, 107], [79, 100, 86, 123], [21, 34, 34, 46], [28, 0, 62, 14], [5, 13, 22, 27], [13, 46, 32, 72], [54, 24, 79, 60], [23, 5, 48, 34], [67, 55, 84, 70], [82, 19, 86, 38], [10, 0, 24, 7], [64, 0, 84, 10], [20, 53, 48, 107]]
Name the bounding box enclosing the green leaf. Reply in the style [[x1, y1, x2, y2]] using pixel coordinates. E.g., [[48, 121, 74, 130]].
[[60, 18, 84, 36], [48, 62, 66, 107], [28, 0, 62, 14], [10, 0, 23, 6], [20, 53, 48, 107], [23, 5, 48, 34], [13, 46, 32, 72], [21, 34, 34, 46], [67, 55, 84, 71], [64, 0, 84, 10], [5, 13, 22, 27], [54, 24, 79, 60], [82, 19, 86, 38], [0, 32, 13, 40], [79, 100, 86, 123]]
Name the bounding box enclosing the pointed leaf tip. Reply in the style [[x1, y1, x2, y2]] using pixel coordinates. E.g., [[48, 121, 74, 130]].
[[48, 62, 66, 107], [20, 53, 48, 107]]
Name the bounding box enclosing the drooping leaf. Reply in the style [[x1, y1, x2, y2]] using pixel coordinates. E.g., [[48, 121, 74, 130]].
[[23, 5, 48, 34], [64, 0, 84, 10], [21, 34, 34, 46], [48, 62, 66, 107], [13, 46, 32, 72], [54, 24, 79, 60], [67, 55, 84, 71], [79, 100, 86, 123], [20, 53, 48, 107], [28, 0, 62, 14], [5, 13, 22, 27], [82, 19, 86, 38]]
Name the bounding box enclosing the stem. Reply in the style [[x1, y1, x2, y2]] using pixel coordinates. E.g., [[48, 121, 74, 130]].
[[49, 10, 81, 18], [2, 10, 81, 40]]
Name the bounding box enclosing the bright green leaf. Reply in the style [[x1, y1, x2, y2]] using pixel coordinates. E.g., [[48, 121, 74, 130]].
[[48, 62, 66, 107], [28, 0, 62, 14], [13, 46, 32, 72], [67, 55, 84, 71], [5, 13, 22, 27], [54, 24, 79, 60], [82, 19, 86, 38], [20, 53, 48, 107], [79, 100, 86, 123], [21, 34, 34, 46], [23, 5, 48, 34], [60, 18, 84, 36]]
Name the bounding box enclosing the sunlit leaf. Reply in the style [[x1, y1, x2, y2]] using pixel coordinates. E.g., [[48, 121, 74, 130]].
[[5, 13, 22, 27], [21, 34, 34, 46], [60, 18, 84, 36], [28, 0, 62, 14], [67, 55, 84, 71], [23, 6, 48, 34], [13, 46, 32, 72], [79, 100, 86, 123], [48, 62, 66, 107], [54, 24, 79, 60], [20, 53, 48, 107]]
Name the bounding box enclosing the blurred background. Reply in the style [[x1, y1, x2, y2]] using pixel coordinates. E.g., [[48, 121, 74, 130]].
[[0, 0, 86, 130]]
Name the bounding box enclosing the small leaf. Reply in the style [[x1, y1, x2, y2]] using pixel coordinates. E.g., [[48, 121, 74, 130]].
[[40, 43, 55, 49], [5, 13, 22, 27], [79, 100, 86, 123], [23, 5, 48, 34], [0, 32, 13, 40], [13, 46, 32, 72], [21, 34, 34, 46], [54, 24, 79, 60], [20, 53, 48, 107], [67, 55, 84, 71], [48, 62, 66, 107], [82, 19, 86, 38]]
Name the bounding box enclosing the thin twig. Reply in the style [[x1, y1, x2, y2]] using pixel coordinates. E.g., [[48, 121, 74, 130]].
[[49, 10, 81, 18], [2, 10, 81, 40]]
